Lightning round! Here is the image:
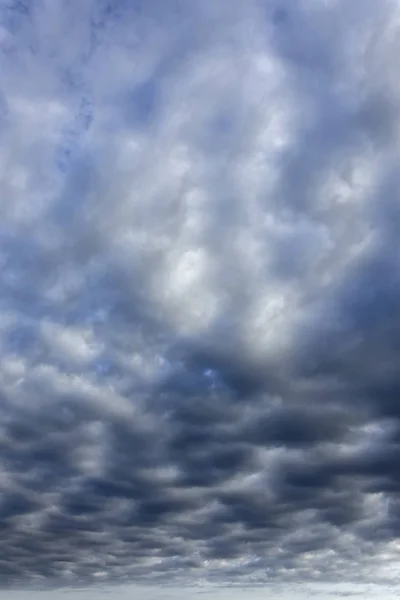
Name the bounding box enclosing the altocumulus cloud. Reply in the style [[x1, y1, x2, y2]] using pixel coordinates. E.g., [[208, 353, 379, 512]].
[[1, 0, 400, 593]]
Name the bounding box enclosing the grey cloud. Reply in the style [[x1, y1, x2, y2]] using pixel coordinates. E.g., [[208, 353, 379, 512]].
[[1, 0, 400, 593]]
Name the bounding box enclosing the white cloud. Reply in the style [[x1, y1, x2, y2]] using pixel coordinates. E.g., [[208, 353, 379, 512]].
[[2, 0, 400, 592]]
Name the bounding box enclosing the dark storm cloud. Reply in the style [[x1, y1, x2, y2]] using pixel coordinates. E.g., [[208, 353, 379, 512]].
[[1, 0, 400, 593]]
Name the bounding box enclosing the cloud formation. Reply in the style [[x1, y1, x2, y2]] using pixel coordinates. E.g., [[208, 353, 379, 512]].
[[1, 0, 400, 592]]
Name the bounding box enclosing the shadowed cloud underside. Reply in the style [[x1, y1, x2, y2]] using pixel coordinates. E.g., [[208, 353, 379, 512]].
[[1, 0, 400, 592]]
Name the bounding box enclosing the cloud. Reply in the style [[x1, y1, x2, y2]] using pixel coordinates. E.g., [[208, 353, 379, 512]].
[[1, 0, 400, 593]]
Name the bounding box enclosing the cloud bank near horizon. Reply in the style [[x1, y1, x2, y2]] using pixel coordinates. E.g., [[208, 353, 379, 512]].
[[2, 0, 400, 591]]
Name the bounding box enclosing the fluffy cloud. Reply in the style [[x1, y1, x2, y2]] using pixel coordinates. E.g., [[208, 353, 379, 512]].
[[1, 0, 400, 592]]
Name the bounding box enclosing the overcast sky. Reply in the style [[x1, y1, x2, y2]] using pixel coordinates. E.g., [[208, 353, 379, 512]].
[[1, 0, 400, 597]]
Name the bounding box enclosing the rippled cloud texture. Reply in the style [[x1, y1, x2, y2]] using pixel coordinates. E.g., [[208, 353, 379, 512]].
[[1, 0, 400, 594]]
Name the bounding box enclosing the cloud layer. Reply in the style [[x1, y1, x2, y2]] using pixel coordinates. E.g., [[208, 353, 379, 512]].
[[1, 0, 400, 591]]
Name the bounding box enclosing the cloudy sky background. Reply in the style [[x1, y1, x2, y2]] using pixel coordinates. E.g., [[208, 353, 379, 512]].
[[1, 0, 400, 597]]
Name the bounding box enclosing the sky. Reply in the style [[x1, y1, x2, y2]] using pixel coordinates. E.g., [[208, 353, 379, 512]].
[[2, 0, 400, 597]]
